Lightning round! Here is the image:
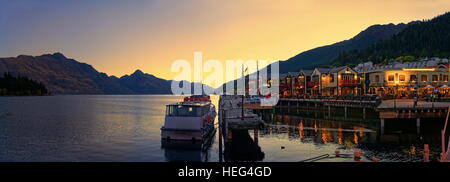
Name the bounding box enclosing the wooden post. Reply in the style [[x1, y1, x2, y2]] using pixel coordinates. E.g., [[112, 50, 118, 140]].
[[381, 119, 385, 135], [416, 118, 421, 134], [344, 106, 347, 119], [224, 110, 228, 143], [219, 109, 223, 162], [254, 129, 259, 145], [363, 107, 366, 120], [423, 144, 430, 162], [287, 100, 290, 113], [241, 95, 244, 120], [328, 106, 331, 118]]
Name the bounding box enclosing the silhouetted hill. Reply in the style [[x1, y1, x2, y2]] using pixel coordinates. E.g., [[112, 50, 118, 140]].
[[278, 22, 410, 72], [0, 73, 49, 96], [119, 69, 172, 94], [0, 53, 132, 94], [0, 53, 212, 95], [332, 12, 450, 65], [219, 22, 412, 90]]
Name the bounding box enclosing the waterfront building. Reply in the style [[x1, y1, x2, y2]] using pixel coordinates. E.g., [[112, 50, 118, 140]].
[[310, 67, 359, 96], [280, 70, 313, 97], [357, 58, 450, 98], [278, 58, 450, 98], [299, 70, 313, 95], [310, 68, 331, 95]]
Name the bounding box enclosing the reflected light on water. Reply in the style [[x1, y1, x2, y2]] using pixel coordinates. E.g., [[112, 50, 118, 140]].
[[353, 132, 359, 144], [338, 128, 343, 145]]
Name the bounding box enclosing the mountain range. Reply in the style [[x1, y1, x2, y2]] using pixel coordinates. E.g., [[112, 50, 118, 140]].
[[278, 22, 412, 73], [332, 12, 450, 65], [0, 53, 211, 94], [2, 12, 449, 94]]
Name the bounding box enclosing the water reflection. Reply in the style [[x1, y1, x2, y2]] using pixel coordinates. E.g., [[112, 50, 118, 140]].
[[161, 134, 215, 162], [260, 114, 377, 147], [224, 129, 265, 162], [257, 112, 446, 161]]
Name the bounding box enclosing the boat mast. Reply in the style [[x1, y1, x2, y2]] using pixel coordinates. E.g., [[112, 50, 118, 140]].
[[241, 64, 244, 120], [257, 60, 260, 96]]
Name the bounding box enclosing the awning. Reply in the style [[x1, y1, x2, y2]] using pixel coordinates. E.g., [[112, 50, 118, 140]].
[[440, 85, 449, 89], [424, 85, 434, 89]]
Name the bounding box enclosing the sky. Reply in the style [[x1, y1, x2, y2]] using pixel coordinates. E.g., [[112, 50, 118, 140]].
[[0, 0, 449, 86]]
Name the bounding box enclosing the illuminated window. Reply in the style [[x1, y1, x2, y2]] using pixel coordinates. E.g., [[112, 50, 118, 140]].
[[421, 75, 428, 82], [432, 75, 438, 82], [444, 75, 449, 82], [410, 75, 417, 82], [399, 75, 405, 82], [388, 75, 394, 82]]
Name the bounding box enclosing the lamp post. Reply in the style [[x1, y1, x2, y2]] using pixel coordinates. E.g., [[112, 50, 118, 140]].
[[394, 84, 398, 109]]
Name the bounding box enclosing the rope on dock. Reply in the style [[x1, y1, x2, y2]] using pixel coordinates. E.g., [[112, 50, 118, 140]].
[[299, 154, 330, 162]]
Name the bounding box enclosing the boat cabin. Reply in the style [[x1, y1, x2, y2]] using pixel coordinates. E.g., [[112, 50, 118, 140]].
[[165, 103, 211, 117]]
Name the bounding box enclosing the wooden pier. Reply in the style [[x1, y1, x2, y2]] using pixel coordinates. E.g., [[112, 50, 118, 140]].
[[219, 95, 450, 162], [272, 97, 380, 121], [218, 95, 265, 162], [218, 95, 264, 143], [375, 99, 450, 136], [219, 95, 265, 130]]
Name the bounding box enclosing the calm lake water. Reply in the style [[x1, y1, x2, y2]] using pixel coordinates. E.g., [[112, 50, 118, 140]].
[[0, 95, 444, 162]]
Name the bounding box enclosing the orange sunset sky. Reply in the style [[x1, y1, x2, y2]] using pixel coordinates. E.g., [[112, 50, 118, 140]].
[[1, 0, 449, 86]]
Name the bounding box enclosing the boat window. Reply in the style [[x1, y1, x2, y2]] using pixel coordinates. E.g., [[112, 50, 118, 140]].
[[166, 105, 206, 117]]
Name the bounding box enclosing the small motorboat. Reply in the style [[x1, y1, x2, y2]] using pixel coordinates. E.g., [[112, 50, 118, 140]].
[[161, 95, 217, 141]]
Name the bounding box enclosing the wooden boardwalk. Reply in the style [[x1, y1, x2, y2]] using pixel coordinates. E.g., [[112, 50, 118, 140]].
[[378, 99, 450, 109], [377, 99, 450, 119], [279, 98, 379, 108]]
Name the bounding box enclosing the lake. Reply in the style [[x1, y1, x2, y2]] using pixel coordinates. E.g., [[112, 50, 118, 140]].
[[0, 95, 443, 162]]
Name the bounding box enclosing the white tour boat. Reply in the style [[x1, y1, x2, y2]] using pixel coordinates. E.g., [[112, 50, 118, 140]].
[[161, 95, 217, 141]]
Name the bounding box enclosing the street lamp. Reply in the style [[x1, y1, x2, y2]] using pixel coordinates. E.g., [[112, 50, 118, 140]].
[[394, 84, 398, 109]]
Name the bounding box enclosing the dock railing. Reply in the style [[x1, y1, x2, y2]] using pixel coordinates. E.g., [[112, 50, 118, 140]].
[[442, 106, 450, 162]]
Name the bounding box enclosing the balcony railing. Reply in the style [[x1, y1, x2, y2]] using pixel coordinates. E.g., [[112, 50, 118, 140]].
[[339, 80, 359, 86]]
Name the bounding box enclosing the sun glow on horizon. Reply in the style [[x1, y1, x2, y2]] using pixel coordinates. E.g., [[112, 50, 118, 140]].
[[1, 0, 449, 84]]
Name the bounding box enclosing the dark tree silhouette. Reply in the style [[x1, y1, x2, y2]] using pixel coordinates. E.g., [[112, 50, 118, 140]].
[[0, 73, 49, 96], [333, 12, 450, 66]]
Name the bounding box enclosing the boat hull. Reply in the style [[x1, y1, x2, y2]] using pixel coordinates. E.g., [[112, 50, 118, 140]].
[[161, 121, 216, 141], [161, 129, 203, 141]]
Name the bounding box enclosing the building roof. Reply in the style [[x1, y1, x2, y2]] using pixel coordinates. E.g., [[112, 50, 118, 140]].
[[287, 72, 300, 77], [355, 58, 448, 73], [279, 73, 288, 78], [314, 68, 331, 74], [328, 66, 350, 73], [300, 69, 313, 75]]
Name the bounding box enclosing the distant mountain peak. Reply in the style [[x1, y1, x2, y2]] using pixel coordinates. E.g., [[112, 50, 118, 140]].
[[352, 22, 409, 41], [132, 69, 144, 75], [51, 52, 66, 58], [39, 52, 66, 59]]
